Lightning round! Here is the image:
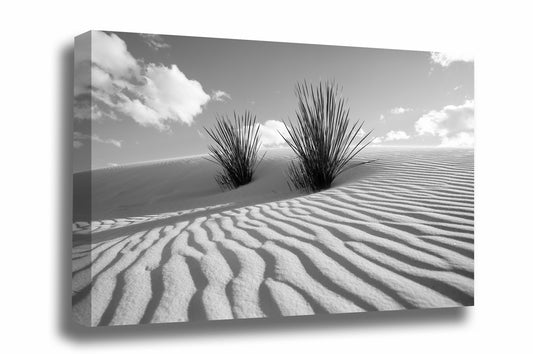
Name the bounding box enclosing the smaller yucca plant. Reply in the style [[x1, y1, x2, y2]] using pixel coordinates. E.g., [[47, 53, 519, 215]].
[[282, 81, 373, 192], [204, 111, 264, 190]]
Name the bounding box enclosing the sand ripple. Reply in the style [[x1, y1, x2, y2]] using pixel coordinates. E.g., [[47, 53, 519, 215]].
[[72, 148, 474, 326]]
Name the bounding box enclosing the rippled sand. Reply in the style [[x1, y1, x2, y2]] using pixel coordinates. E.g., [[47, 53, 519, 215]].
[[72, 147, 474, 326]]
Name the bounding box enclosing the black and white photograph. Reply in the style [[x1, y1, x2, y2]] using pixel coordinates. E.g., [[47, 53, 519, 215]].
[[72, 31, 474, 327], [5, 0, 533, 352]]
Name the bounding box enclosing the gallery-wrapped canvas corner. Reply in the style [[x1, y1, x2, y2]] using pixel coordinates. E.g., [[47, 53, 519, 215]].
[[72, 30, 474, 327]]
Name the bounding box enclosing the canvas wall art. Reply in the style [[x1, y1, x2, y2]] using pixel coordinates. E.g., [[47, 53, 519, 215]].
[[72, 31, 474, 327]]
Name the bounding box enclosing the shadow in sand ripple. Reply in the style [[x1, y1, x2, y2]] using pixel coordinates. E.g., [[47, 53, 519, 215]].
[[73, 147, 474, 326]]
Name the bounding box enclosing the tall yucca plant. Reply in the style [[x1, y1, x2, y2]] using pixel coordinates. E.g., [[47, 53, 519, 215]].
[[204, 111, 264, 190], [282, 81, 373, 192]]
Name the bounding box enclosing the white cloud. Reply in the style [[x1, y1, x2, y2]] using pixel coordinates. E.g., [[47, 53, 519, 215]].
[[106, 63, 211, 128], [92, 106, 118, 121], [73, 99, 90, 120], [92, 31, 139, 79], [212, 90, 231, 102], [74, 102, 118, 121], [385, 130, 410, 141], [415, 100, 474, 147], [91, 65, 115, 94], [430, 52, 474, 67], [135, 64, 211, 127], [73, 132, 122, 148], [257, 120, 289, 147], [379, 114, 385, 120], [370, 130, 410, 145], [440, 132, 475, 147], [96, 135, 121, 148], [357, 128, 366, 137], [118, 98, 165, 129], [74, 31, 219, 130], [140, 33, 170, 50], [390, 107, 412, 114]]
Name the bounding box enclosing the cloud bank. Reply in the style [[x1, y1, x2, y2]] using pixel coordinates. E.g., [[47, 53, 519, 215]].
[[372, 130, 410, 145], [415, 100, 474, 147], [430, 52, 474, 67], [385, 130, 410, 141]]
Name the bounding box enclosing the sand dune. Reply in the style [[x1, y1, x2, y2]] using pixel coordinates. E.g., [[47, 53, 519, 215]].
[[72, 147, 474, 326]]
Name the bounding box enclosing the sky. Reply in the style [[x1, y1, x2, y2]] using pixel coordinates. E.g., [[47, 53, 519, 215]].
[[73, 31, 474, 171]]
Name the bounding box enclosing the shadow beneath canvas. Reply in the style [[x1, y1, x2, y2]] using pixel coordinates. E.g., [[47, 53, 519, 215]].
[[57, 40, 75, 340], [62, 307, 470, 342]]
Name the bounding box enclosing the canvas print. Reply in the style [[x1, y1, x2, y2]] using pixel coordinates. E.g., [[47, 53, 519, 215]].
[[72, 31, 474, 327]]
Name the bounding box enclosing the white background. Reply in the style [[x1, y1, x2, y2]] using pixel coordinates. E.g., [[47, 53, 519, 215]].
[[1, 0, 532, 352]]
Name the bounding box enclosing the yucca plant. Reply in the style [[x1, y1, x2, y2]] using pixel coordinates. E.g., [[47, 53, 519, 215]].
[[204, 111, 264, 190], [282, 81, 373, 192]]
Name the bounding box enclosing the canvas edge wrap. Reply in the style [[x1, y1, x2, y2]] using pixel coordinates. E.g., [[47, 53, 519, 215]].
[[72, 30, 93, 327]]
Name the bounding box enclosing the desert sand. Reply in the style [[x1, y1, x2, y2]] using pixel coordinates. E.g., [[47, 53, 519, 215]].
[[72, 147, 474, 326]]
